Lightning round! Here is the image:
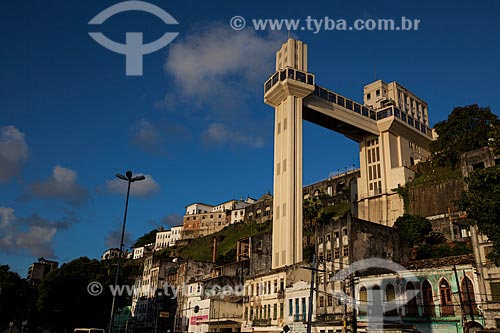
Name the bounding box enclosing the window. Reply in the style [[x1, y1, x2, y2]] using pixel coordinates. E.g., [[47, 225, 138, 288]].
[[302, 297, 307, 321], [440, 279, 454, 316], [376, 89, 380, 97], [422, 280, 435, 316], [367, 93, 371, 100], [343, 245, 349, 256], [461, 276, 478, 315], [327, 296, 333, 307], [319, 296, 324, 307], [289, 299, 293, 316], [273, 304, 277, 320], [358, 286, 368, 315]]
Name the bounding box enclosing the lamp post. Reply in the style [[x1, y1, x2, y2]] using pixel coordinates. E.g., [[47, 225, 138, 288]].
[[108, 170, 146, 333]]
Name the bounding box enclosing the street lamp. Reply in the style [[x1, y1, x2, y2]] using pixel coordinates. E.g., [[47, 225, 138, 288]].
[[108, 170, 146, 333]]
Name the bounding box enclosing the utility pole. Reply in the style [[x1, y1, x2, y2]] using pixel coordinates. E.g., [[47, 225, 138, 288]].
[[463, 270, 475, 322], [306, 254, 316, 333], [453, 265, 467, 328]]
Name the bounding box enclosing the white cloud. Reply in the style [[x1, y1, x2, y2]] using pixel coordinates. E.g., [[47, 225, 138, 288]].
[[163, 24, 284, 115], [202, 123, 264, 148], [105, 173, 160, 197], [0, 125, 29, 182], [0, 207, 74, 257], [27, 165, 89, 205]]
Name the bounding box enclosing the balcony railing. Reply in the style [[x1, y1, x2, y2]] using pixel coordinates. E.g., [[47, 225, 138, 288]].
[[264, 68, 315, 93], [253, 318, 271, 326]]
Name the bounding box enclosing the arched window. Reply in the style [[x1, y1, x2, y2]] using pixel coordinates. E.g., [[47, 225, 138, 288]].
[[359, 286, 368, 315], [264, 206, 271, 217], [439, 279, 454, 316], [386, 284, 395, 302], [385, 284, 398, 316], [461, 276, 478, 315], [313, 189, 321, 197], [405, 282, 418, 316], [422, 280, 435, 317]]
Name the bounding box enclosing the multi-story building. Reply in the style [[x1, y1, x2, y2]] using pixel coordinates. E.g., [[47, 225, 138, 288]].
[[462, 146, 500, 328], [241, 265, 311, 333], [130, 254, 177, 332], [101, 248, 132, 260], [133, 244, 153, 260], [356, 254, 483, 333], [183, 199, 255, 239], [264, 38, 435, 270], [245, 193, 273, 225], [155, 225, 184, 251], [27, 257, 58, 286]]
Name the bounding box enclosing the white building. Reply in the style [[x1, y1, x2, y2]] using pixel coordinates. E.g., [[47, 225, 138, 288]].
[[101, 248, 121, 261], [186, 203, 214, 215], [231, 208, 246, 224], [170, 225, 183, 245], [241, 267, 310, 333], [155, 230, 172, 251], [133, 247, 145, 260], [132, 244, 153, 259]]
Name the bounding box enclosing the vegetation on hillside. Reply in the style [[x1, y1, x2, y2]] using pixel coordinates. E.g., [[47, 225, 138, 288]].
[[133, 228, 158, 248], [460, 165, 500, 262], [173, 220, 272, 264], [392, 104, 499, 260], [394, 213, 472, 260]]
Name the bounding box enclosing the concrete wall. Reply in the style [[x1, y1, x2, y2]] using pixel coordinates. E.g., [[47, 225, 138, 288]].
[[407, 178, 464, 217]]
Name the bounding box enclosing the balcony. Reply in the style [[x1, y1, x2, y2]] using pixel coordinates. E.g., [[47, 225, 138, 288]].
[[264, 68, 315, 93], [253, 318, 271, 327], [277, 290, 285, 299]]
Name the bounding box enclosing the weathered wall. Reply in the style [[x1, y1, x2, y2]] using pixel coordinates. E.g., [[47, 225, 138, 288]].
[[407, 178, 464, 217]]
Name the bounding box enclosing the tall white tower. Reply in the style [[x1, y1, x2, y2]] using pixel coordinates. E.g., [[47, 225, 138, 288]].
[[264, 38, 434, 269], [264, 39, 315, 269]]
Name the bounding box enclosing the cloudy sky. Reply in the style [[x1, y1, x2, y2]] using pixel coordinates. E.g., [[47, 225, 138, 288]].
[[1, 0, 499, 274]]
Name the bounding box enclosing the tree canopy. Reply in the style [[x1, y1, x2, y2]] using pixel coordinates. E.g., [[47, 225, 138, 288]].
[[394, 213, 433, 246], [133, 228, 158, 248], [429, 104, 499, 168], [459, 165, 500, 261], [0, 265, 37, 331]]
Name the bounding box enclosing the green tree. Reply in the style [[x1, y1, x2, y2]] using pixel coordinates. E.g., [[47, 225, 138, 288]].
[[303, 197, 324, 260], [394, 214, 432, 246], [459, 165, 500, 261], [429, 104, 499, 168], [36, 257, 131, 331], [133, 228, 158, 248], [0, 265, 37, 331]]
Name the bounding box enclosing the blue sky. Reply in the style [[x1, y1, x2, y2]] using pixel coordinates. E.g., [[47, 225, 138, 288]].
[[1, 0, 499, 275]]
